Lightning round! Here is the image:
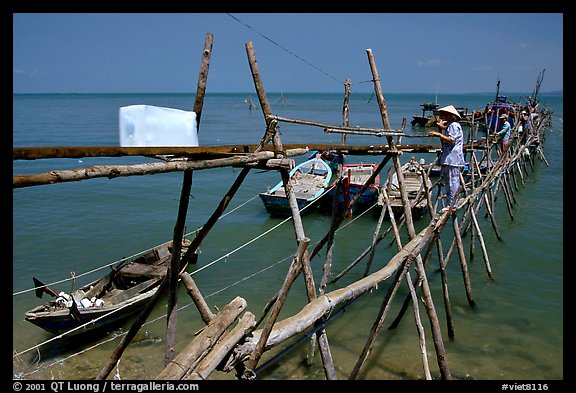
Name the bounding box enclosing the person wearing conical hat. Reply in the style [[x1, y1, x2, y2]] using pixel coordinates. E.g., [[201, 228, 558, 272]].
[[428, 105, 465, 213], [496, 113, 511, 164]]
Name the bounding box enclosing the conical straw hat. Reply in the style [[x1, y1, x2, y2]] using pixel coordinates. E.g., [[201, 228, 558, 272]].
[[436, 105, 462, 120]]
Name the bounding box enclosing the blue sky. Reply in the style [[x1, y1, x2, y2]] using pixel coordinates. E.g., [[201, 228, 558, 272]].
[[13, 13, 563, 95]]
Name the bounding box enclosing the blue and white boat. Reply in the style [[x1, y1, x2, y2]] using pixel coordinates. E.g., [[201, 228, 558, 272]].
[[259, 155, 337, 217]]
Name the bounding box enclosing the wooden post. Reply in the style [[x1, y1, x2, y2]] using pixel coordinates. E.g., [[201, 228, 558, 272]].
[[405, 270, 432, 380], [363, 189, 389, 277], [342, 79, 351, 145], [97, 277, 167, 379], [179, 272, 215, 324], [166, 32, 213, 365], [244, 41, 337, 379], [244, 238, 310, 376], [459, 172, 493, 280], [184, 312, 256, 380], [366, 47, 451, 379], [349, 258, 413, 380], [156, 296, 247, 380], [95, 33, 214, 380], [452, 214, 476, 308], [245, 41, 284, 156]]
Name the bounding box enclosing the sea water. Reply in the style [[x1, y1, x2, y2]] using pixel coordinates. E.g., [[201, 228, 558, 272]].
[[12, 92, 563, 381]]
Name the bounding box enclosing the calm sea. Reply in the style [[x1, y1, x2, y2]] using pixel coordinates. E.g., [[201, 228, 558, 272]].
[[12, 92, 563, 381]]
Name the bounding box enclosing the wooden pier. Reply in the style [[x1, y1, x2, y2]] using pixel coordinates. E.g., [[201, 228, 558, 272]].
[[12, 33, 554, 381]]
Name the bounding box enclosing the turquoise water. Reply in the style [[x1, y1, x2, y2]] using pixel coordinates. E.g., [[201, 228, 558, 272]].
[[13, 92, 563, 381]]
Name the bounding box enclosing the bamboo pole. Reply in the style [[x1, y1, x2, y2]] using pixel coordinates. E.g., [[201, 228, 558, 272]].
[[166, 168, 192, 364], [97, 263, 179, 380], [424, 170, 453, 338], [353, 184, 433, 380], [483, 191, 502, 240], [500, 174, 515, 221], [321, 171, 343, 292], [270, 114, 404, 134], [222, 214, 451, 370], [246, 42, 283, 156], [96, 33, 214, 379]]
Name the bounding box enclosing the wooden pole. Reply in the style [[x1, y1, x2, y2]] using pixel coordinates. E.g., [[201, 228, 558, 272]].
[[245, 41, 283, 156], [156, 296, 247, 380], [97, 273, 171, 380], [452, 214, 476, 308], [405, 270, 432, 380], [351, 183, 440, 380], [244, 238, 310, 376], [349, 258, 413, 380], [308, 153, 392, 261], [166, 31, 213, 367], [459, 172, 493, 280], [184, 312, 256, 380], [222, 213, 453, 373], [179, 272, 216, 324], [366, 47, 451, 379], [244, 41, 337, 379], [342, 79, 351, 145], [165, 169, 193, 365], [363, 189, 389, 277], [13, 149, 305, 188]]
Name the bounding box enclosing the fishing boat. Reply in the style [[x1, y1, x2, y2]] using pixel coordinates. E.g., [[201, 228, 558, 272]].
[[411, 102, 439, 127], [25, 239, 190, 336], [259, 153, 338, 217], [321, 162, 380, 216], [478, 80, 523, 132], [377, 157, 433, 219]]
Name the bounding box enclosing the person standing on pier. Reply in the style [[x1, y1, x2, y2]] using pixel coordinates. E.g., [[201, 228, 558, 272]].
[[519, 110, 532, 144], [428, 105, 465, 213], [496, 113, 511, 164]]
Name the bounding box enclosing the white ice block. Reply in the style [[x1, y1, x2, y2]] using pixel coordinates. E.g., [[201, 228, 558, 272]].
[[119, 105, 198, 147]]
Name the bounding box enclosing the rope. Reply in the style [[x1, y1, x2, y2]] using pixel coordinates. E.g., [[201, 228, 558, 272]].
[[226, 13, 344, 88], [13, 195, 259, 297], [13, 189, 377, 376]]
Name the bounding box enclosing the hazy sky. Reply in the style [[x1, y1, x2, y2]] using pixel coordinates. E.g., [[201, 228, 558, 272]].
[[13, 13, 563, 95]]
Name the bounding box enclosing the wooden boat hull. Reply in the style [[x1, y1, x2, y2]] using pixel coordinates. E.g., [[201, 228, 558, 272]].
[[377, 157, 432, 220], [411, 116, 435, 127], [258, 193, 321, 217], [25, 240, 188, 337], [25, 289, 158, 335], [322, 163, 380, 215], [259, 157, 335, 217]]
